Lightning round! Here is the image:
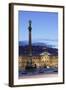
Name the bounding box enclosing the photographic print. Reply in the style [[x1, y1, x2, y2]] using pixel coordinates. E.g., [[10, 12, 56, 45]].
[[9, 3, 64, 87], [19, 11, 58, 78]]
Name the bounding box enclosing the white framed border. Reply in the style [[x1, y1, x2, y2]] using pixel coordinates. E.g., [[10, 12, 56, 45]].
[[13, 4, 64, 86]]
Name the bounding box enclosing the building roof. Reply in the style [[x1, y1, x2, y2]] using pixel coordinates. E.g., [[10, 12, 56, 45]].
[[40, 52, 51, 56]]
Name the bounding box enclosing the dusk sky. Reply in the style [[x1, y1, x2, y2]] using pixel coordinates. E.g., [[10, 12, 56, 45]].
[[18, 11, 58, 48]]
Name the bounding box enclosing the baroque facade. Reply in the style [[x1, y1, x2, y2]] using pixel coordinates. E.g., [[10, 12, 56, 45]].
[[19, 51, 58, 70]]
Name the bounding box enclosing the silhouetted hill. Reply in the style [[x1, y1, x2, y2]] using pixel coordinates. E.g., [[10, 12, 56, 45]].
[[19, 41, 58, 56], [19, 41, 53, 47]]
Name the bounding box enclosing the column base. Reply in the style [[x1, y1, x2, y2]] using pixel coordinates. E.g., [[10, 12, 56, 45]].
[[25, 64, 36, 72]]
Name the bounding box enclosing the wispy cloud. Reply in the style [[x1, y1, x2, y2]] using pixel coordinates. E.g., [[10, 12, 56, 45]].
[[32, 38, 58, 42]]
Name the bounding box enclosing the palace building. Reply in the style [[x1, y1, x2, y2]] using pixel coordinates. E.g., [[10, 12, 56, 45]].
[[19, 47, 58, 70]]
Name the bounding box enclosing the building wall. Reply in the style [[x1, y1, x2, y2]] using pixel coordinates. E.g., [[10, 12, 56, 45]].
[[19, 53, 58, 70], [40, 54, 50, 67], [50, 56, 58, 67]]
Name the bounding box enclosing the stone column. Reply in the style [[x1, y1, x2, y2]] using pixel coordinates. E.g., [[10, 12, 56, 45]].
[[25, 20, 33, 70], [28, 20, 32, 65]]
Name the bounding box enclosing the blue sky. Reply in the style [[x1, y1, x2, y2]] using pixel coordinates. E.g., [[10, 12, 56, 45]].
[[18, 11, 58, 48]]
